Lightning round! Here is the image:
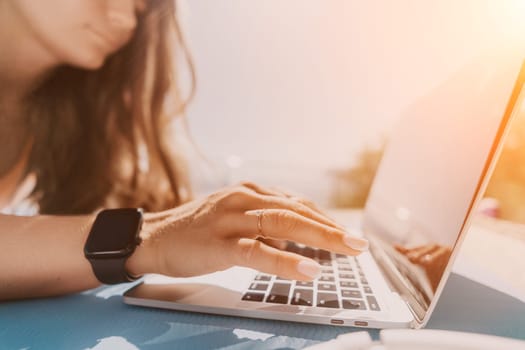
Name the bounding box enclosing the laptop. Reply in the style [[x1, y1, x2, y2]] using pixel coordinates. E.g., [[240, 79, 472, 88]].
[[124, 59, 525, 329]]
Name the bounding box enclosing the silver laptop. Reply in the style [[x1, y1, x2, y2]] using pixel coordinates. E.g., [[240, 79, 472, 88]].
[[124, 59, 525, 329]]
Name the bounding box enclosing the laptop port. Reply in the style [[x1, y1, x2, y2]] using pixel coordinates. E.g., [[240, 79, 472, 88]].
[[354, 321, 369, 327], [330, 319, 344, 325]]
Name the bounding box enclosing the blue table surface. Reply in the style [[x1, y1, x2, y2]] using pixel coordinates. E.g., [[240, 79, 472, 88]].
[[1, 273, 524, 350]]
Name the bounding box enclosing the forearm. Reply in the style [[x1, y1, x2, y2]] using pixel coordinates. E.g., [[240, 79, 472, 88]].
[[0, 214, 100, 300], [0, 182, 370, 301]]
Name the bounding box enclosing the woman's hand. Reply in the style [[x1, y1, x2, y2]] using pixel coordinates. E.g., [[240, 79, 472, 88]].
[[127, 182, 369, 281]]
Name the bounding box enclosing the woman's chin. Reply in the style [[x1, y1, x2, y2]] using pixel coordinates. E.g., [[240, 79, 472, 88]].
[[67, 51, 107, 71], [79, 56, 106, 71]]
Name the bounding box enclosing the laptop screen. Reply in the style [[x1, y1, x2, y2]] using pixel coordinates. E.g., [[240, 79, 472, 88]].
[[362, 58, 525, 321]]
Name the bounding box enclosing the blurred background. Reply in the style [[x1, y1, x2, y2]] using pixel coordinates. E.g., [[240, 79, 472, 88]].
[[179, 0, 525, 222]]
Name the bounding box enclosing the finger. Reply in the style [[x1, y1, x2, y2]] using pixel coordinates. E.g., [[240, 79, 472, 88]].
[[249, 193, 346, 231], [420, 246, 451, 266], [394, 244, 410, 255], [241, 209, 368, 256], [241, 182, 343, 229], [257, 237, 288, 250], [240, 181, 284, 197], [234, 238, 322, 281], [271, 186, 338, 221], [406, 244, 440, 262]]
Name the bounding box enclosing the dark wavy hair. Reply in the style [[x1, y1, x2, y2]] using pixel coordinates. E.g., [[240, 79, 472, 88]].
[[25, 0, 195, 214]]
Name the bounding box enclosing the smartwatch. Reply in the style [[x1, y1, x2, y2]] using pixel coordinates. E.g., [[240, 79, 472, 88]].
[[84, 208, 144, 284]]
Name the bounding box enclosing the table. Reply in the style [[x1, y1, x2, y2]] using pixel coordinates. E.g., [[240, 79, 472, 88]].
[[1, 272, 523, 350]]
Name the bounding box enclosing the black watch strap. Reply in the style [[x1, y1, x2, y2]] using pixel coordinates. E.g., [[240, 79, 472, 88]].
[[90, 257, 137, 284]]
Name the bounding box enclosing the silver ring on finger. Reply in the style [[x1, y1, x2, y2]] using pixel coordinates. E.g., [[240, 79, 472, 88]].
[[255, 209, 265, 236]]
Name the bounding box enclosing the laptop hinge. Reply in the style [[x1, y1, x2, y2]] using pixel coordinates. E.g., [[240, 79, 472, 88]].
[[368, 235, 428, 324]]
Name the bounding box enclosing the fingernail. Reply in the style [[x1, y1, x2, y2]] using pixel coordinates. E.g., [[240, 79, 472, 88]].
[[297, 260, 322, 279], [344, 236, 369, 251]]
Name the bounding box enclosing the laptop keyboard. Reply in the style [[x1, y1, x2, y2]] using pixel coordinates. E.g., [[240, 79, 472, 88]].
[[241, 244, 380, 311]]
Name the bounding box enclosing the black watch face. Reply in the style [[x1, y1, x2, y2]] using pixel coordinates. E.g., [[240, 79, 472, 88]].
[[85, 208, 143, 256]]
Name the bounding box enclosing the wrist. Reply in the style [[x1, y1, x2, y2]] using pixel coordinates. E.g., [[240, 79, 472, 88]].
[[125, 221, 159, 277]]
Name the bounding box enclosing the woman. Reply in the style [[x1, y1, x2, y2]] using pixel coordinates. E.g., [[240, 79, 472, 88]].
[[0, 0, 368, 300]]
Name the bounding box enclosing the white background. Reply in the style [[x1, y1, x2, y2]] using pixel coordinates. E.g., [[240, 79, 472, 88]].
[[181, 0, 525, 201]]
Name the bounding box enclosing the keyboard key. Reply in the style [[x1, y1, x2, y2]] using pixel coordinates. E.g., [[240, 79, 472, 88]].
[[321, 268, 334, 274], [367, 296, 381, 311], [361, 278, 369, 285], [339, 273, 355, 280], [254, 274, 272, 281], [364, 286, 373, 294], [318, 249, 331, 261], [342, 299, 366, 310], [242, 292, 265, 302], [296, 281, 313, 288], [317, 293, 340, 308], [286, 243, 302, 255], [338, 266, 352, 271], [318, 283, 336, 292], [320, 261, 332, 267], [276, 277, 291, 281], [291, 289, 314, 306], [319, 275, 335, 282], [340, 281, 358, 289], [303, 247, 316, 259], [249, 283, 269, 291], [265, 295, 288, 305], [336, 253, 347, 259], [341, 290, 362, 299], [266, 283, 291, 304]]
